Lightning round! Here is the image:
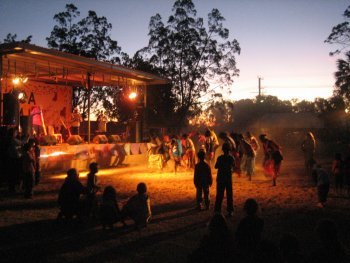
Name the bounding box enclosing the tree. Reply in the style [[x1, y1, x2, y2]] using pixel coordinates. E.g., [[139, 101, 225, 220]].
[[1, 33, 32, 44], [334, 52, 350, 103], [325, 5, 350, 56], [139, 0, 240, 127], [47, 4, 124, 120]]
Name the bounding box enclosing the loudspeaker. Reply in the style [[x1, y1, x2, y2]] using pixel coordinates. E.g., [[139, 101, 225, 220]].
[[67, 135, 84, 145], [3, 93, 19, 125], [40, 135, 57, 146], [108, 134, 121, 143], [93, 134, 108, 144]]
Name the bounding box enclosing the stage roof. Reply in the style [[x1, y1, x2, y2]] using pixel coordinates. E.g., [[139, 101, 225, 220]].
[[0, 42, 168, 87]]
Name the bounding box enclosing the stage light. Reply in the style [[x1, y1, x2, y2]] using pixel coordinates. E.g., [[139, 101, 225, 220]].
[[18, 92, 25, 101], [128, 91, 137, 100], [12, 75, 28, 85], [12, 77, 20, 85]]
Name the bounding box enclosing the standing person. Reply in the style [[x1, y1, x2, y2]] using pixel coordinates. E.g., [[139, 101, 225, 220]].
[[218, 132, 236, 155], [194, 150, 212, 211], [122, 182, 152, 229], [22, 141, 36, 198], [183, 133, 196, 169], [214, 142, 236, 217], [30, 105, 46, 136], [7, 127, 23, 194], [86, 162, 100, 217], [246, 131, 259, 175], [259, 134, 283, 186], [28, 137, 41, 185], [97, 111, 108, 134], [57, 168, 86, 221], [332, 153, 344, 196], [301, 131, 316, 177], [314, 164, 330, 208], [70, 107, 83, 135]]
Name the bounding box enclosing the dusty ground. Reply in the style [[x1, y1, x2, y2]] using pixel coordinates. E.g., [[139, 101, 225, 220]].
[[0, 152, 349, 263]]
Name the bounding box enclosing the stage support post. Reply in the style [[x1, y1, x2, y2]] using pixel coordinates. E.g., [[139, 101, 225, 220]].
[[0, 55, 3, 125], [86, 72, 91, 144]]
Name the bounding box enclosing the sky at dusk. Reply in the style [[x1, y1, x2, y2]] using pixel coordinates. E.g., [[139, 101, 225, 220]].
[[0, 0, 349, 102]]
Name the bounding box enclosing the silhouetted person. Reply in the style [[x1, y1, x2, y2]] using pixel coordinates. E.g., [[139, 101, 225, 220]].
[[301, 131, 316, 177], [28, 137, 41, 185], [307, 219, 347, 263], [7, 127, 23, 194], [214, 142, 235, 217], [122, 182, 152, 229], [235, 198, 264, 259], [251, 239, 280, 263], [188, 213, 234, 263], [279, 233, 303, 263], [86, 162, 100, 217], [314, 164, 330, 208], [57, 168, 86, 221], [332, 152, 344, 196], [194, 150, 212, 210], [100, 185, 126, 230], [22, 141, 36, 198]]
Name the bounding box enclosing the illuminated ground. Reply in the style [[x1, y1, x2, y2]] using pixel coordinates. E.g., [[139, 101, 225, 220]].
[[0, 155, 349, 262]]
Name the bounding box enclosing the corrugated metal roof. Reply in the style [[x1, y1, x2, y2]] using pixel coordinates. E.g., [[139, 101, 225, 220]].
[[0, 42, 168, 87]]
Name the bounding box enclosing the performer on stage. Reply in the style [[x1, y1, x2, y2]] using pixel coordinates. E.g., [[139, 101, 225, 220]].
[[70, 107, 83, 135], [97, 111, 108, 134], [30, 105, 46, 136]]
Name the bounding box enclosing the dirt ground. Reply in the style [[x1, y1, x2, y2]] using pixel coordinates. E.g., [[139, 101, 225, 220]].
[[0, 152, 349, 263]]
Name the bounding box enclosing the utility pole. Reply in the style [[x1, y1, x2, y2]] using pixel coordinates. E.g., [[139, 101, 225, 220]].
[[257, 76, 263, 101]]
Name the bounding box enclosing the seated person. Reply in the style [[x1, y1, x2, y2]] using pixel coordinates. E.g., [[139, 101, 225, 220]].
[[235, 198, 264, 254], [100, 185, 126, 230], [122, 182, 152, 228], [57, 168, 86, 220]]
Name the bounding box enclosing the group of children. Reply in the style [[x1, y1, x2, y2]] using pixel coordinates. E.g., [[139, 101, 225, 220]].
[[57, 162, 151, 229]]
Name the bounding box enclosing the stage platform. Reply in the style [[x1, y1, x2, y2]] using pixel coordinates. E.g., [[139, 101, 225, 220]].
[[40, 142, 150, 175]]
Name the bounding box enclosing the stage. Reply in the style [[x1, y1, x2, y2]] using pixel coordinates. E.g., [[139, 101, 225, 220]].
[[40, 142, 150, 175]]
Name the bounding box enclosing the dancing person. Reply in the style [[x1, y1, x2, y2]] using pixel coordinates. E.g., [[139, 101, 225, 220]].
[[194, 150, 212, 211], [218, 132, 236, 155], [57, 168, 86, 221], [246, 131, 259, 175], [259, 134, 283, 186], [301, 131, 316, 177], [214, 142, 235, 217], [70, 107, 83, 135], [183, 133, 196, 169], [171, 136, 183, 174], [122, 182, 152, 229], [238, 134, 255, 181], [100, 185, 126, 230]]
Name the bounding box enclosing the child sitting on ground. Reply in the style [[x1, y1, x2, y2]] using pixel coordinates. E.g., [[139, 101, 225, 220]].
[[100, 185, 126, 230], [235, 198, 264, 256], [194, 150, 212, 210], [122, 182, 152, 229], [57, 168, 86, 221]]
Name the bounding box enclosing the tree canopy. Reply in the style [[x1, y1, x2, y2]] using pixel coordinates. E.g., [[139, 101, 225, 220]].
[[138, 0, 240, 126]]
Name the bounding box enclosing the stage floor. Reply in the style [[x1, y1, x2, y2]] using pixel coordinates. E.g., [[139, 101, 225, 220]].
[[40, 142, 150, 174]]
